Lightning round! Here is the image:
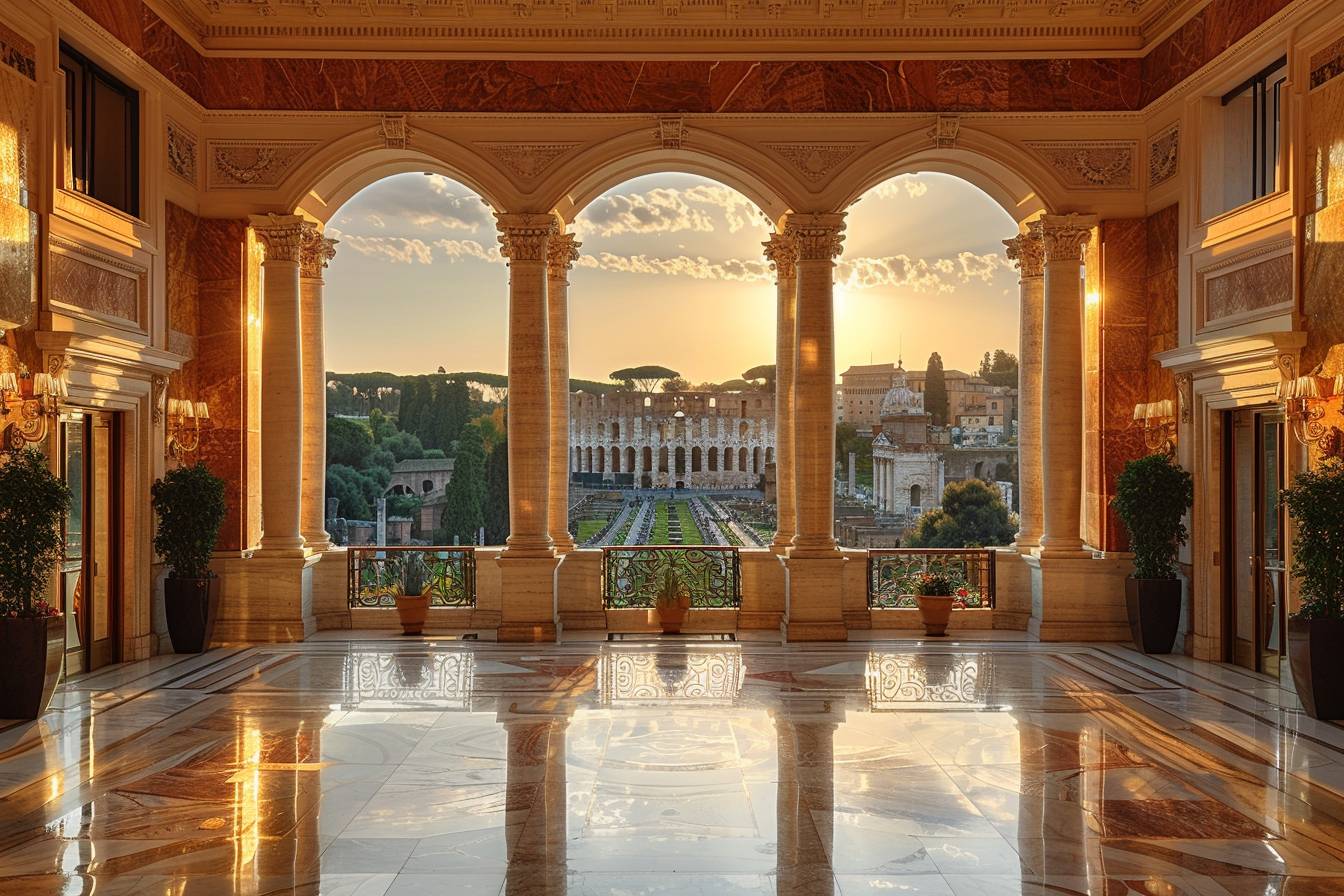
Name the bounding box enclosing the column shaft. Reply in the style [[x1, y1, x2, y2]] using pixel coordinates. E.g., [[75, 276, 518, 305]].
[[765, 234, 799, 551], [547, 233, 580, 553], [299, 231, 338, 552], [1005, 226, 1045, 551]]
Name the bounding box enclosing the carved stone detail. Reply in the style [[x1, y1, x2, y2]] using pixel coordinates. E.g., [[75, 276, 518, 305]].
[[762, 233, 798, 280], [1174, 371, 1192, 424], [784, 213, 845, 262], [249, 214, 311, 263], [655, 117, 688, 150], [1039, 213, 1094, 263], [166, 120, 198, 184], [546, 231, 581, 279], [1148, 123, 1179, 186], [496, 213, 557, 263], [764, 143, 861, 182], [477, 142, 581, 180], [300, 230, 338, 279], [1026, 140, 1137, 189], [209, 141, 316, 189], [152, 374, 168, 424], [1003, 228, 1044, 279], [929, 115, 960, 148], [379, 114, 410, 149]]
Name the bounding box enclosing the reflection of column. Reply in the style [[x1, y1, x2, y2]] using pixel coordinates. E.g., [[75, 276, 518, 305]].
[[1016, 714, 1094, 883], [775, 699, 841, 896], [501, 711, 569, 896], [1004, 225, 1044, 552], [299, 229, 337, 552], [765, 233, 798, 552], [250, 214, 309, 556], [232, 715, 322, 887], [547, 232, 580, 554], [1037, 214, 1095, 558]]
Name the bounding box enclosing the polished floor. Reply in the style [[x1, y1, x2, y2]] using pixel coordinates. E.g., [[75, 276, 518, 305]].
[[2, 637, 1344, 895]]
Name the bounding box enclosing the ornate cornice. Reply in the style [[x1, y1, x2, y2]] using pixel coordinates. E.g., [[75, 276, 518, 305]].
[[546, 232, 581, 280], [1003, 229, 1044, 279], [783, 213, 845, 263], [249, 213, 310, 263], [1039, 213, 1095, 264], [762, 233, 798, 280], [496, 213, 557, 264], [300, 230, 338, 280]]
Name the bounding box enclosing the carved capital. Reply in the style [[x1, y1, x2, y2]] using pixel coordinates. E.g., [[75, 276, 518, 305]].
[[300, 229, 339, 280], [249, 213, 310, 263], [783, 212, 846, 262], [1039, 213, 1095, 264], [762, 233, 798, 279], [1003, 227, 1044, 279], [496, 213, 558, 263], [547, 232, 582, 279]]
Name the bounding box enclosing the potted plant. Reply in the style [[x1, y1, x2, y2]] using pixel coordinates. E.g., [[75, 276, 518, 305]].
[[1282, 460, 1344, 719], [152, 463, 227, 653], [1111, 452, 1193, 654], [655, 567, 691, 634], [915, 572, 956, 636], [0, 448, 72, 720], [395, 552, 430, 636]]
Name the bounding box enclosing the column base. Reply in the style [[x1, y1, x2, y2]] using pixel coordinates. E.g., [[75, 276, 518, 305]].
[[1036, 535, 1091, 560], [497, 554, 561, 642], [503, 535, 557, 559], [553, 534, 577, 555], [302, 534, 334, 554], [213, 553, 319, 643], [254, 534, 311, 560], [783, 554, 848, 642], [1024, 553, 1132, 641], [1013, 531, 1042, 553]]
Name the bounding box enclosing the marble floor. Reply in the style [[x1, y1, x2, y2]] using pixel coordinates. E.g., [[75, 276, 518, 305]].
[[3, 638, 1344, 895]]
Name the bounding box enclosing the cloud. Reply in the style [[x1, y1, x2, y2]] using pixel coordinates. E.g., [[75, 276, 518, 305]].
[[575, 252, 771, 282], [433, 239, 505, 265], [577, 184, 769, 237], [864, 175, 930, 201], [335, 234, 436, 265], [339, 173, 493, 236], [835, 251, 1007, 292]]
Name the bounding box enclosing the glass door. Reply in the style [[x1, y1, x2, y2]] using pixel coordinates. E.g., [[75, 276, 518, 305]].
[[1256, 411, 1286, 678], [59, 414, 85, 670]]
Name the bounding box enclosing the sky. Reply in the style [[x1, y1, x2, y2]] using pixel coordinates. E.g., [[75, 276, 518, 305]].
[[323, 171, 1020, 383]]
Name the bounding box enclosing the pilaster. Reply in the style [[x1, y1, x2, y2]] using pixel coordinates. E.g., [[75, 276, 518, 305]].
[[1004, 224, 1045, 552]]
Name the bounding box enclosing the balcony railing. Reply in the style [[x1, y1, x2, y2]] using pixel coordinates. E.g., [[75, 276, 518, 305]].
[[347, 545, 477, 609], [867, 548, 996, 609], [602, 546, 741, 609]]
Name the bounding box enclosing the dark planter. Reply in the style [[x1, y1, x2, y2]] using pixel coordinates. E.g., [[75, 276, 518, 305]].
[[1125, 577, 1181, 654], [1288, 617, 1344, 720], [165, 575, 221, 653], [0, 616, 65, 720]]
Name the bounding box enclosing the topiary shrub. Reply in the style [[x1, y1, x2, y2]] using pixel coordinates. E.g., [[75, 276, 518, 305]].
[[1281, 459, 1344, 621], [1111, 452, 1193, 580], [0, 449, 71, 617], [151, 462, 227, 580]]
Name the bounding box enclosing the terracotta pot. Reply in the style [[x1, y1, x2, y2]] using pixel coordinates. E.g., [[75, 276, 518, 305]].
[[1125, 577, 1181, 654], [657, 595, 691, 634], [395, 594, 431, 636], [0, 615, 65, 720], [915, 594, 955, 636], [165, 575, 221, 653], [1288, 617, 1344, 720]]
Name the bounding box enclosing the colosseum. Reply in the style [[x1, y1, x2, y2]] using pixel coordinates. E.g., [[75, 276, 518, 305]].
[[570, 390, 776, 490]]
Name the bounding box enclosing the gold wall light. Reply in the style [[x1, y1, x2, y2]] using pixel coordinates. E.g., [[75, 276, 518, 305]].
[[1278, 373, 1343, 459], [1132, 399, 1176, 454], [0, 363, 67, 454], [166, 397, 210, 462]]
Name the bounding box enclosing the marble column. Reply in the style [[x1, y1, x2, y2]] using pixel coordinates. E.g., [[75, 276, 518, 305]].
[[1004, 224, 1045, 553], [547, 231, 581, 554], [299, 229, 337, 553], [250, 214, 309, 557], [496, 214, 559, 642], [1037, 214, 1096, 559], [764, 233, 798, 552]]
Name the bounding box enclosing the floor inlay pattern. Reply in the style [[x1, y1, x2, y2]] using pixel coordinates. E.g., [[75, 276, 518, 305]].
[[2, 639, 1344, 895]]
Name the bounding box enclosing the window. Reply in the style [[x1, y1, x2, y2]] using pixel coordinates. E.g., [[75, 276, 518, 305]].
[[60, 44, 139, 216], [1220, 56, 1286, 209]]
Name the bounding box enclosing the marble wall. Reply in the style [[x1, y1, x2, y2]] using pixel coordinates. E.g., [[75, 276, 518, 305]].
[[0, 21, 36, 332], [1303, 42, 1344, 373], [1141, 0, 1295, 105]]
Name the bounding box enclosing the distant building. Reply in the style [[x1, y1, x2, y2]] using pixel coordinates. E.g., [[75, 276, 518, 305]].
[[870, 367, 945, 523], [385, 458, 455, 497], [839, 362, 899, 427]]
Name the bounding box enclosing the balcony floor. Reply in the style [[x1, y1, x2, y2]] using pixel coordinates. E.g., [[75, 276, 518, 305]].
[[0, 638, 1340, 895]]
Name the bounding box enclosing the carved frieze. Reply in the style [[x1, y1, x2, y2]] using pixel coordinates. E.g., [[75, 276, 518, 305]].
[[476, 142, 580, 181], [1026, 140, 1137, 189], [167, 120, 198, 184], [208, 140, 316, 190], [764, 143, 861, 182], [1148, 124, 1178, 186]]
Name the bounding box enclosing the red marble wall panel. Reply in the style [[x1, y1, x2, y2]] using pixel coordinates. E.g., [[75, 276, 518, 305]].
[[1146, 204, 1180, 409], [1142, 0, 1295, 105]]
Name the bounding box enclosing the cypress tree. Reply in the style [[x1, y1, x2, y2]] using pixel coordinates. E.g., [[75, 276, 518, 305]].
[[925, 352, 949, 427]]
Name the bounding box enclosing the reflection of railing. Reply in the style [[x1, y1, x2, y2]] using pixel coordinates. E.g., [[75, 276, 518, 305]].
[[867, 548, 996, 609], [601, 546, 741, 609], [865, 652, 993, 709], [597, 647, 744, 706], [340, 650, 475, 709], [347, 545, 476, 608]]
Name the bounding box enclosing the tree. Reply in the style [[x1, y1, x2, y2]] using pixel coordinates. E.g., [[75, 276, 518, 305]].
[[367, 408, 397, 443], [327, 417, 374, 468], [385, 492, 422, 520], [382, 430, 424, 462], [662, 376, 691, 393], [978, 349, 1019, 388], [484, 437, 510, 545], [718, 378, 751, 392], [610, 365, 680, 393], [907, 479, 1016, 548], [742, 364, 776, 389], [439, 427, 486, 544], [924, 352, 949, 426], [398, 377, 425, 437], [326, 463, 382, 519], [834, 422, 874, 489]]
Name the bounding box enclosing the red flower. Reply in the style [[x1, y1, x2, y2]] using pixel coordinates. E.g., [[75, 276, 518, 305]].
[[956, 588, 969, 598]]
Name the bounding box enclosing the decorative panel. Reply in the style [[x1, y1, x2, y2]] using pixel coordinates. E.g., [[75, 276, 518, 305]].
[[1199, 247, 1293, 329], [49, 238, 146, 328], [1026, 141, 1137, 190], [207, 140, 316, 190]]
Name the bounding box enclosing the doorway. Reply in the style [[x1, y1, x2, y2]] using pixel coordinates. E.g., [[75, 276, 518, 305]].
[[1221, 407, 1286, 677], [59, 410, 123, 673]]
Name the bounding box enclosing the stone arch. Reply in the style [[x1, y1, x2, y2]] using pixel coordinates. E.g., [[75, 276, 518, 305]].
[[642, 446, 653, 473], [911, 484, 922, 507], [659, 446, 669, 474], [611, 445, 621, 473], [597, 446, 606, 474], [585, 447, 593, 473], [708, 446, 718, 472], [692, 446, 702, 474], [738, 447, 748, 472], [625, 446, 636, 473], [724, 447, 734, 471]]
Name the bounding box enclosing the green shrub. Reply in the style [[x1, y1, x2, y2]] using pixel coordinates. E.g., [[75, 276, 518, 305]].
[[152, 462, 227, 580], [0, 449, 71, 617], [1281, 459, 1344, 620], [401, 552, 427, 597], [1111, 453, 1193, 579], [914, 573, 954, 596]]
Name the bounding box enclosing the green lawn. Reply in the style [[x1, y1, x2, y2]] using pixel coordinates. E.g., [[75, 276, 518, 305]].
[[576, 518, 608, 542], [673, 500, 705, 545], [650, 501, 670, 542]]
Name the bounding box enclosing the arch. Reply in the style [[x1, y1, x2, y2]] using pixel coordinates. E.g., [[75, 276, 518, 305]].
[[642, 446, 653, 473], [610, 445, 621, 473], [691, 446, 702, 474], [422, 479, 434, 494], [724, 447, 734, 471], [910, 484, 922, 508], [612, 421, 620, 440], [675, 446, 686, 477], [572, 446, 581, 473], [709, 446, 718, 472], [625, 446, 636, 473], [766, 447, 774, 466], [585, 447, 593, 474], [597, 446, 606, 474], [752, 446, 761, 475], [974, 461, 985, 479], [738, 447, 748, 473]]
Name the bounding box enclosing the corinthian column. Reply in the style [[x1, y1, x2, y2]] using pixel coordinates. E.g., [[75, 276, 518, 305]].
[[547, 231, 581, 554], [1037, 214, 1095, 559], [1004, 224, 1044, 553], [299, 229, 337, 553], [764, 232, 798, 552], [250, 214, 309, 556]]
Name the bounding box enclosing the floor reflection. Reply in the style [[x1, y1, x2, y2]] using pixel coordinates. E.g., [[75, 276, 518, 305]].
[[2, 640, 1343, 895]]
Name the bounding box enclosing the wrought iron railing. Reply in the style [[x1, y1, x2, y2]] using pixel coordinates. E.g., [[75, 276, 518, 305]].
[[867, 548, 996, 609], [601, 546, 741, 609], [347, 545, 477, 609]]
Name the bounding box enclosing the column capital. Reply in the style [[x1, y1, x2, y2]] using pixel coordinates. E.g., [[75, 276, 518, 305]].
[[1038, 213, 1096, 264], [762, 232, 798, 279], [546, 231, 582, 280], [782, 212, 846, 262], [1003, 227, 1044, 279], [300, 229, 338, 280], [248, 213, 311, 263], [496, 213, 558, 263]]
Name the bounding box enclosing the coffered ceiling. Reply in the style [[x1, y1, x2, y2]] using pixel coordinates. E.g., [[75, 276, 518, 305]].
[[150, 0, 1206, 57]]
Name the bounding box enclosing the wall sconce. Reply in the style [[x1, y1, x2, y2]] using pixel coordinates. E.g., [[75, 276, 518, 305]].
[[1132, 399, 1176, 454], [0, 363, 67, 454], [166, 397, 210, 462], [1278, 373, 1344, 458]]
